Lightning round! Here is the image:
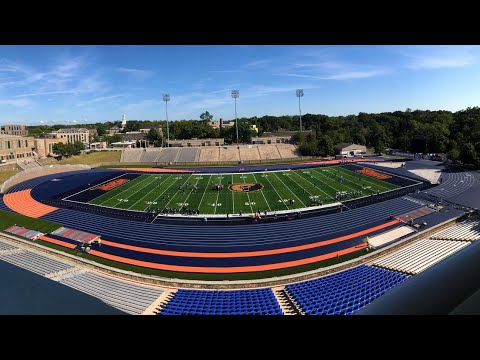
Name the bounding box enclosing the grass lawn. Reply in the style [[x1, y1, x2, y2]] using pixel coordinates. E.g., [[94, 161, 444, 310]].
[[39, 151, 121, 166], [0, 210, 61, 233], [85, 166, 398, 214], [0, 168, 21, 185]]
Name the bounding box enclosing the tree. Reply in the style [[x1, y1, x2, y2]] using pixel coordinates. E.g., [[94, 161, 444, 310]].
[[52, 141, 84, 157], [52, 143, 68, 157], [103, 134, 122, 145], [375, 140, 385, 155], [200, 111, 213, 122], [460, 142, 477, 165], [298, 140, 320, 157], [124, 121, 140, 132], [318, 135, 334, 157], [147, 128, 163, 146], [96, 124, 108, 137], [447, 148, 460, 162]]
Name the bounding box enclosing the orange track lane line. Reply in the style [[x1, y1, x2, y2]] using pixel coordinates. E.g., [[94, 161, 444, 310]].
[[108, 168, 194, 173], [38, 235, 77, 249], [3, 189, 58, 218], [101, 219, 399, 258], [88, 243, 368, 273]]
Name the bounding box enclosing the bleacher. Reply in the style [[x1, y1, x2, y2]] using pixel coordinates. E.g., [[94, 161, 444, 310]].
[[198, 147, 219, 162], [59, 271, 163, 315], [120, 144, 300, 163], [258, 145, 281, 160], [158, 288, 283, 315], [122, 148, 143, 162], [157, 148, 181, 163], [239, 146, 261, 161], [372, 239, 470, 274], [177, 148, 199, 163], [0, 241, 17, 252], [430, 218, 480, 241], [285, 265, 410, 315], [0, 250, 74, 276], [276, 144, 299, 158], [140, 149, 162, 162], [218, 147, 240, 162]]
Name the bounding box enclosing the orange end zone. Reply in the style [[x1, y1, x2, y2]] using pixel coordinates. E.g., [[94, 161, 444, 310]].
[[356, 168, 391, 180], [101, 219, 400, 259], [38, 235, 77, 249], [88, 243, 368, 273], [108, 168, 194, 173], [3, 189, 58, 218], [97, 178, 129, 191]]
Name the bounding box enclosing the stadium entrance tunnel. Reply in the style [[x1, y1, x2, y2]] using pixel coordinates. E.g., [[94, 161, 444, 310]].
[[228, 183, 264, 193]]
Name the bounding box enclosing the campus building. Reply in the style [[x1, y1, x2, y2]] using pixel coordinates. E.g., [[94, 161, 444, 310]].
[[334, 143, 367, 157], [34, 138, 68, 158], [0, 125, 28, 136], [0, 135, 35, 164], [167, 138, 225, 147], [46, 128, 90, 145]]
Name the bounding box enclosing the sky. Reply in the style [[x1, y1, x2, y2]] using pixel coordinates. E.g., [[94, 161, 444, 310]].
[[0, 45, 479, 125]]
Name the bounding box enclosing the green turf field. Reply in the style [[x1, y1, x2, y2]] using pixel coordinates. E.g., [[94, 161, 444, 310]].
[[86, 166, 398, 215]]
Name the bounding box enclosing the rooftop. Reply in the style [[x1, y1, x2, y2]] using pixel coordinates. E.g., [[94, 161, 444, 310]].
[[0, 134, 30, 139]]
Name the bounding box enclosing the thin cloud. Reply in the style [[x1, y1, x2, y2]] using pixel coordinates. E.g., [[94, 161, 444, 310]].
[[245, 59, 272, 68], [276, 57, 389, 81], [116, 67, 153, 79], [208, 69, 241, 73], [279, 68, 387, 80], [393, 45, 477, 70], [0, 98, 33, 107], [14, 90, 76, 97], [76, 94, 127, 107]]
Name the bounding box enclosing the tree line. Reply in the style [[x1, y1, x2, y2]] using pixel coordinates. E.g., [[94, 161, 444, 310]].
[[26, 107, 480, 167]]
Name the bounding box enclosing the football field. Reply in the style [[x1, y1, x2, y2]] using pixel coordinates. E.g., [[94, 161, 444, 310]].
[[87, 166, 398, 215]]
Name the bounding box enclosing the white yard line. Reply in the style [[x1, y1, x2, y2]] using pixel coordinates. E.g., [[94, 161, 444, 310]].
[[291, 169, 333, 200], [127, 175, 171, 210], [163, 174, 196, 208], [339, 167, 391, 191], [311, 168, 357, 193], [252, 172, 271, 212], [319, 167, 377, 194], [261, 173, 289, 210], [272, 172, 306, 207], [108, 175, 157, 208], [180, 176, 203, 208], [197, 175, 213, 211], [213, 174, 225, 215], [146, 176, 183, 209], [240, 173, 254, 214], [62, 173, 128, 201], [231, 174, 235, 214]]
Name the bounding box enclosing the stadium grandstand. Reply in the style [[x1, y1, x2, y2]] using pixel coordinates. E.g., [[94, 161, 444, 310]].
[[0, 155, 479, 315], [120, 144, 300, 164]]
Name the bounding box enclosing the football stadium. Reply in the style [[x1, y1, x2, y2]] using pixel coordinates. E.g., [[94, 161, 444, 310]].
[[2, 45, 480, 316], [1, 150, 479, 315]]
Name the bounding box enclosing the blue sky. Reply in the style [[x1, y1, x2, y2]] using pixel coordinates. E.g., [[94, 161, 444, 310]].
[[0, 45, 479, 125]]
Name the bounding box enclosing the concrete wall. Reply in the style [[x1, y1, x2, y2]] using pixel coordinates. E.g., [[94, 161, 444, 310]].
[[1, 164, 90, 193]]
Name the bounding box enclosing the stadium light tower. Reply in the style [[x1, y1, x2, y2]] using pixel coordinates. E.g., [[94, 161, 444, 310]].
[[296, 89, 304, 133], [163, 94, 170, 147], [231, 90, 239, 144]]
